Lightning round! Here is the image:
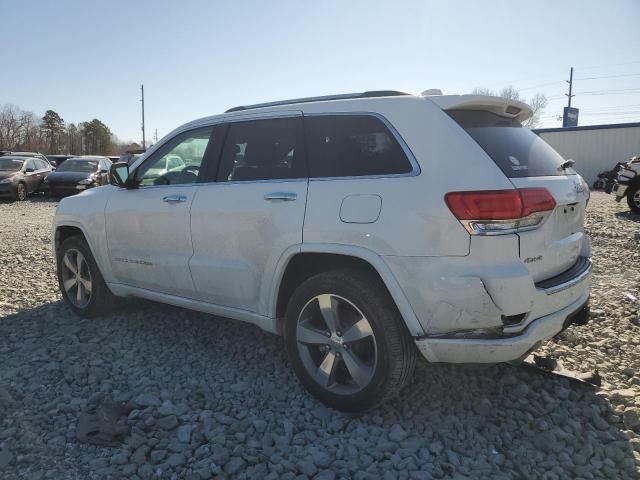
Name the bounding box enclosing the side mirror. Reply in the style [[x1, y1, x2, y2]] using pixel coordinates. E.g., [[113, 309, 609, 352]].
[[49, 160, 57, 167], [25, 167, 35, 173], [100, 168, 109, 174], [110, 162, 133, 188]]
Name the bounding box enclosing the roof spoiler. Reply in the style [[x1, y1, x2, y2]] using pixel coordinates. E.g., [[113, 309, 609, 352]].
[[427, 95, 533, 123]]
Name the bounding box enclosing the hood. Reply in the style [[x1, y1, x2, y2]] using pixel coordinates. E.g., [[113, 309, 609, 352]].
[[0, 171, 18, 180], [47, 171, 94, 184]]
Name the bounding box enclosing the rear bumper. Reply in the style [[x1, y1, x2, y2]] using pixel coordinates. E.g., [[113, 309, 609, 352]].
[[415, 294, 590, 363], [384, 235, 592, 363]]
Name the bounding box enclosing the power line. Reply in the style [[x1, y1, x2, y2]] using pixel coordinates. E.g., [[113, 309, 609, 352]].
[[576, 72, 640, 81]]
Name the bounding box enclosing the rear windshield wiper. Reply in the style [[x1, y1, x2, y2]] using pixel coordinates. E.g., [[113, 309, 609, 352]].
[[559, 159, 575, 170]]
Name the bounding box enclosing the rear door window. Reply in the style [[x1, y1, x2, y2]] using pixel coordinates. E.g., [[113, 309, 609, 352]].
[[216, 117, 305, 182], [447, 110, 574, 178], [304, 115, 413, 178]]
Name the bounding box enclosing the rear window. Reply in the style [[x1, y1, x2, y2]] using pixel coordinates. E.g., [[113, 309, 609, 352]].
[[447, 110, 574, 178], [305, 115, 413, 178]]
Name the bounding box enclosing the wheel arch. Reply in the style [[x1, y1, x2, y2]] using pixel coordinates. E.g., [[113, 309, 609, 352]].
[[53, 222, 101, 268], [271, 244, 424, 337], [626, 176, 640, 195]]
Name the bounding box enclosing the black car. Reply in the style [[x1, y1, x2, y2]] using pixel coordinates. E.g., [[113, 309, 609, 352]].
[[46, 157, 112, 197], [46, 154, 78, 167], [0, 156, 54, 201]]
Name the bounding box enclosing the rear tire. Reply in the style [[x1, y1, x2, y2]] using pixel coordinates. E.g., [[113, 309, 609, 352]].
[[627, 184, 640, 214], [56, 235, 115, 317], [284, 269, 417, 412]]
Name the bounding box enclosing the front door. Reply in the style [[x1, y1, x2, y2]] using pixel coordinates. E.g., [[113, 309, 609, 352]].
[[189, 114, 308, 314], [104, 126, 215, 297]]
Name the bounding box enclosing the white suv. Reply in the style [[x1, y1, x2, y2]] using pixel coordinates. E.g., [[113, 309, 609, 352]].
[[53, 90, 592, 411]]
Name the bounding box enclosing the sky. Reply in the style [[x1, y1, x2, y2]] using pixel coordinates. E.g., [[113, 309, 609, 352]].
[[2, 0, 640, 144]]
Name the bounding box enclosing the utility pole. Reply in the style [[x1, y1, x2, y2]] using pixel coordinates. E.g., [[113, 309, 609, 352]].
[[141, 84, 146, 149], [565, 67, 574, 108], [154, 128, 158, 143]]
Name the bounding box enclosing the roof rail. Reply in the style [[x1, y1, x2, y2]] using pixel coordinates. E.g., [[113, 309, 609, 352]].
[[224, 90, 412, 113]]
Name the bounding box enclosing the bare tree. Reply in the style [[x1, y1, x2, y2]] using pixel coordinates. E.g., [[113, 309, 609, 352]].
[[471, 86, 548, 128]]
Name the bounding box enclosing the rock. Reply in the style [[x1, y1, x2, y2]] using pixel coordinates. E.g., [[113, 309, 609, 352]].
[[231, 381, 250, 393], [158, 400, 177, 416], [0, 448, 13, 468], [253, 419, 268, 433], [388, 424, 408, 442], [177, 424, 193, 443], [157, 415, 179, 430], [134, 393, 161, 407], [609, 389, 637, 402], [474, 398, 493, 416], [623, 408, 640, 428], [314, 470, 336, 480], [130, 446, 149, 464], [166, 453, 186, 467], [298, 460, 317, 476], [150, 450, 166, 464], [224, 457, 246, 475], [110, 452, 129, 465]]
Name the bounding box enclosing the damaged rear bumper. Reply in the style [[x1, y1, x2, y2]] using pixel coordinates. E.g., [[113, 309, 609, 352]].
[[414, 294, 590, 363]]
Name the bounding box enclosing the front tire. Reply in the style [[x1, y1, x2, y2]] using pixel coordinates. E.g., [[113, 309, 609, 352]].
[[56, 235, 114, 317], [627, 184, 640, 213], [15, 182, 27, 201], [284, 269, 417, 412]]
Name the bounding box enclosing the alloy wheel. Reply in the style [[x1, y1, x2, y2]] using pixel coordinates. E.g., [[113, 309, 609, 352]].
[[296, 294, 377, 394], [633, 190, 640, 208], [60, 249, 92, 308], [17, 183, 26, 201]]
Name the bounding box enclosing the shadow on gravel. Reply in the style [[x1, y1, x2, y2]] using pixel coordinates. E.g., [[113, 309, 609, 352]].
[[1, 299, 638, 479], [614, 211, 640, 224]]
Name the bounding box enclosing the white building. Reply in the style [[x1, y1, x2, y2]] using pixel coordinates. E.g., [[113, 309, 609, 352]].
[[535, 122, 640, 185]]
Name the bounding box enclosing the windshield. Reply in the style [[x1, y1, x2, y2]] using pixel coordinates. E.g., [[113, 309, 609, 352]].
[[56, 159, 99, 173], [0, 158, 24, 171], [447, 110, 575, 178]]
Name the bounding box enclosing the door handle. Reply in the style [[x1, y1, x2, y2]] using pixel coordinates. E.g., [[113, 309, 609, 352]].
[[264, 192, 297, 201], [162, 194, 187, 203]]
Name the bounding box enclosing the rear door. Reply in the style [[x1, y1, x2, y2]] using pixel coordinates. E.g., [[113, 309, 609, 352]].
[[189, 113, 308, 314], [447, 109, 589, 281]]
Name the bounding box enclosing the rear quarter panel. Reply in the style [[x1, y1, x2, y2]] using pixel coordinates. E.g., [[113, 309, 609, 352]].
[[301, 96, 515, 257]]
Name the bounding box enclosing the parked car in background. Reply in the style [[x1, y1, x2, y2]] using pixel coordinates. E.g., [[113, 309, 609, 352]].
[[46, 154, 77, 167], [0, 155, 53, 201], [593, 162, 625, 192], [45, 156, 112, 197], [118, 149, 145, 165], [1, 151, 51, 167], [53, 90, 591, 411], [611, 155, 640, 212]]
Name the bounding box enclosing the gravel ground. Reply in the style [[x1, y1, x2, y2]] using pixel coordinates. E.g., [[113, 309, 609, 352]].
[[0, 192, 639, 479]]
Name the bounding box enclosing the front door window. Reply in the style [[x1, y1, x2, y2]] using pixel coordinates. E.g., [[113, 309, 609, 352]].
[[135, 127, 214, 186]]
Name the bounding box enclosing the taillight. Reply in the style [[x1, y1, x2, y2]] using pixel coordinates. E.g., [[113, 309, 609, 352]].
[[445, 188, 556, 235]]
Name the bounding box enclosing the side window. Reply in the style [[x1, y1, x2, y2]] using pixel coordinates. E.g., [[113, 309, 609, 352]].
[[35, 159, 48, 169], [136, 127, 214, 186], [216, 117, 304, 182], [304, 115, 413, 178], [24, 159, 36, 171]]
